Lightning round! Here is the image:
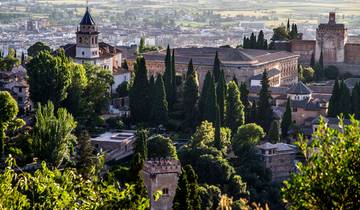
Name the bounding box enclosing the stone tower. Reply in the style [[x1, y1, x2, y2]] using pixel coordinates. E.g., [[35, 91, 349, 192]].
[[315, 12, 347, 63], [141, 159, 181, 210], [76, 7, 100, 59]]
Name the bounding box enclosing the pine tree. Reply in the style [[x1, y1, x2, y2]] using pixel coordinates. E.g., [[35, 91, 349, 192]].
[[199, 71, 212, 120], [203, 73, 217, 124], [173, 169, 190, 210], [183, 59, 199, 126], [281, 98, 292, 138], [257, 70, 273, 131], [225, 81, 245, 133], [268, 120, 280, 143], [328, 79, 340, 117], [164, 45, 173, 108], [213, 51, 221, 83], [214, 106, 222, 150], [151, 75, 168, 125], [339, 81, 351, 118], [183, 165, 201, 210], [217, 70, 226, 125], [134, 129, 148, 159], [129, 56, 149, 123]]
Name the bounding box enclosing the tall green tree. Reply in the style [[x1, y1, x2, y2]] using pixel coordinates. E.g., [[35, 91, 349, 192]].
[[250, 33, 257, 49], [134, 129, 148, 159], [203, 73, 218, 124], [257, 70, 273, 131], [76, 131, 95, 175], [216, 70, 226, 125], [128, 153, 148, 199], [151, 75, 168, 125], [281, 98, 292, 138], [287, 19, 290, 32], [32, 102, 77, 168], [183, 59, 199, 126], [0, 48, 20, 71], [199, 72, 212, 121], [249, 101, 257, 123], [257, 30, 266, 49], [173, 168, 191, 210], [171, 49, 177, 106], [282, 117, 360, 209], [214, 106, 222, 150], [0, 91, 19, 157], [129, 56, 149, 123], [339, 81, 351, 117], [138, 37, 145, 53], [184, 165, 201, 210], [328, 79, 340, 117], [225, 81, 245, 133], [147, 135, 177, 159], [319, 50, 324, 70], [163, 45, 173, 108], [213, 51, 221, 82], [310, 52, 315, 68], [27, 41, 51, 57], [268, 120, 280, 143], [351, 83, 360, 119], [148, 75, 156, 114], [239, 82, 250, 123], [27, 50, 72, 108]]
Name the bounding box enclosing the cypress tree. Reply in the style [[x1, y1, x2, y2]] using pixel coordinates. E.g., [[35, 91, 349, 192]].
[[240, 82, 250, 123], [249, 101, 257, 123], [129, 56, 149, 123], [213, 51, 221, 83], [217, 70, 226, 125], [264, 39, 268, 50], [250, 33, 257, 49], [134, 129, 148, 159], [203, 73, 217, 124], [151, 75, 168, 125], [281, 98, 292, 138], [214, 106, 222, 150], [184, 165, 201, 210], [183, 59, 199, 126], [173, 169, 190, 210], [225, 81, 245, 133], [122, 59, 129, 70], [21, 51, 25, 64], [164, 45, 173, 108], [171, 49, 177, 105], [339, 81, 351, 118], [287, 19, 290, 32], [269, 120, 280, 143], [199, 72, 212, 120], [243, 36, 247, 48], [129, 153, 147, 198], [310, 52, 315, 68], [328, 79, 340, 117], [148, 75, 155, 115], [257, 30, 265, 49], [257, 70, 273, 131], [319, 50, 324, 70], [351, 83, 360, 119]]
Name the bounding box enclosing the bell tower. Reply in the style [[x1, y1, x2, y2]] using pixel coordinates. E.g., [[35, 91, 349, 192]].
[[76, 7, 99, 59]]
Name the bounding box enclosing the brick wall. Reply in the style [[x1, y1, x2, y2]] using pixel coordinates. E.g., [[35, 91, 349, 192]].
[[291, 40, 316, 66], [345, 43, 360, 65]]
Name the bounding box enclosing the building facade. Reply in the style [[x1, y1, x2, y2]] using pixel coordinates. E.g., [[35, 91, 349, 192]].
[[127, 47, 299, 87], [142, 159, 181, 210]]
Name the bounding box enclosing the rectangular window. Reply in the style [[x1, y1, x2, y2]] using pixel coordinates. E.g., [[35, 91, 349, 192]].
[[18, 87, 22, 93]]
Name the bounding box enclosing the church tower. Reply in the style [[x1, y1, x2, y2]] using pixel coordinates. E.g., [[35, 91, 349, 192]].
[[76, 7, 99, 59]]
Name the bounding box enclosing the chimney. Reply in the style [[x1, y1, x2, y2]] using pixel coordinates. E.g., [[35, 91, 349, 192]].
[[329, 12, 336, 24]]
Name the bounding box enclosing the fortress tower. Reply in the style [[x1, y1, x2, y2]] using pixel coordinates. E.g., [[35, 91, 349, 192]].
[[141, 159, 181, 210], [315, 12, 348, 63]]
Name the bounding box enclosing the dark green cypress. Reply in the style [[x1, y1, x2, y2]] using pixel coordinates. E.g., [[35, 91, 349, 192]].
[[257, 70, 273, 131], [328, 79, 340, 117], [250, 33, 257, 49], [164, 45, 173, 108], [249, 101, 257, 123], [199, 72, 212, 120], [281, 98, 292, 138], [243, 36, 247, 48], [232, 74, 239, 87], [339, 81, 351, 118], [225, 81, 245, 133], [214, 106, 222, 150], [129, 56, 149, 123], [310, 52, 315, 68], [203, 73, 217, 124], [351, 83, 360, 119], [183, 59, 199, 126], [213, 51, 221, 83], [21, 51, 25, 64], [173, 169, 190, 210], [217, 70, 226, 125], [151, 75, 168, 125], [257, 30, 265, 49], [287, 19, 290, 32], [171, 49, 177, 106], [269, 120, 280, 143], [319, 50, 324, 70], [184, 165, 201, 210], [240, 82, 250, 123], [148, 75, 155, 115], [134, 129, 148, 160]]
